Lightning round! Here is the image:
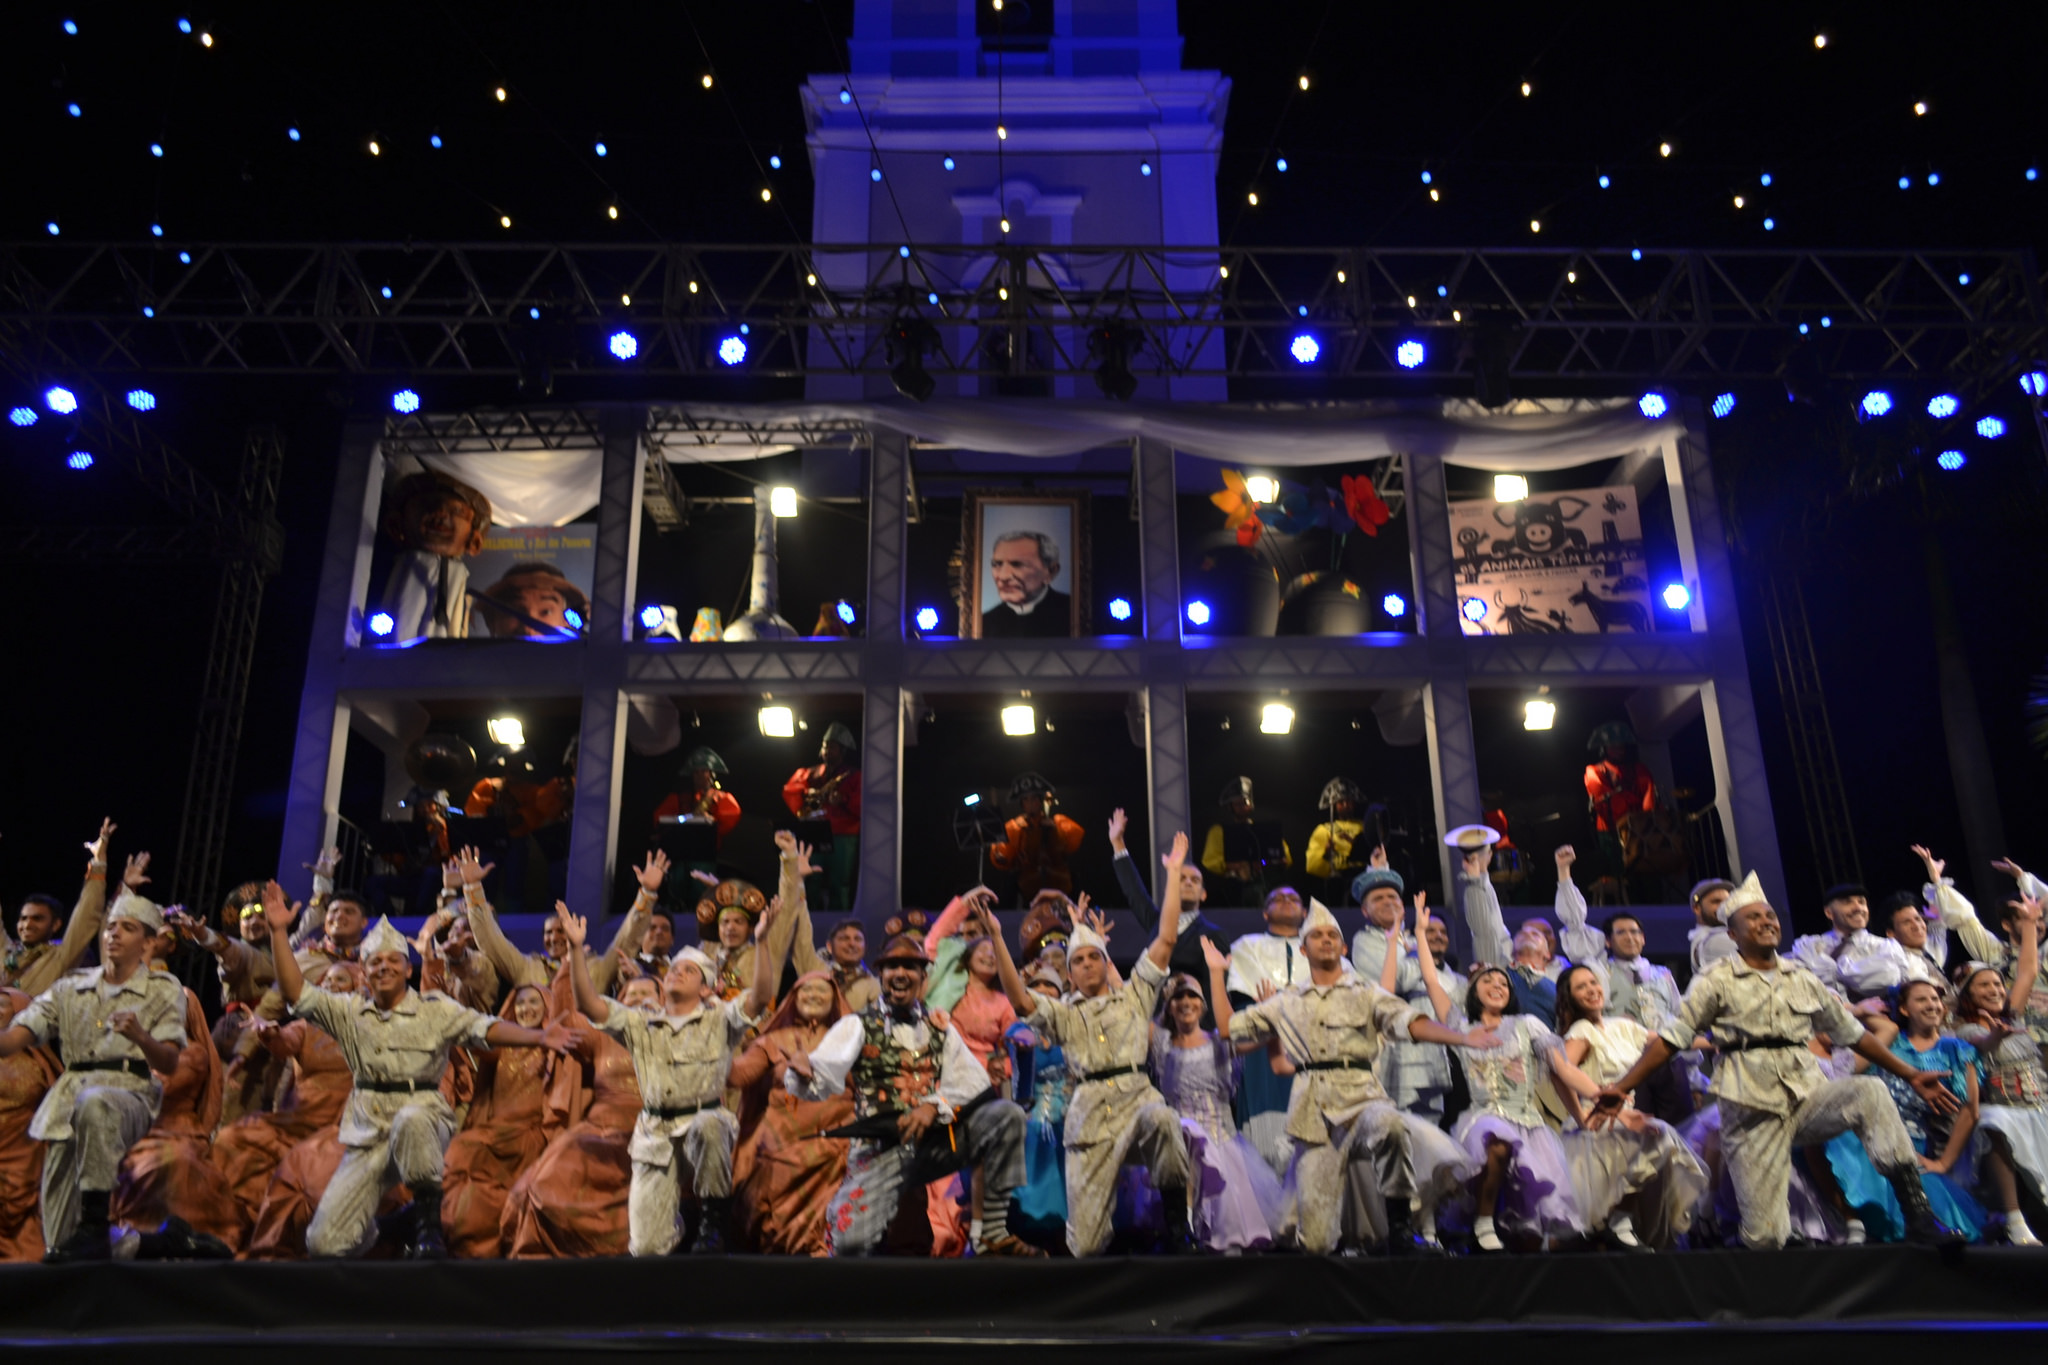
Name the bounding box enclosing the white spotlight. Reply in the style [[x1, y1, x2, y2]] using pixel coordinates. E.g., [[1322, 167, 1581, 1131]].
[[758, 706, 796, 738], [1523, 700, 1556, 731], [1001, 704, 1036, 737], [769, 486, 798, 518], [1244, 475, 1277, 504], [486, 717, 526, 748], [1260, 703, 1295, 735], [1494, 473, 1529, 502]]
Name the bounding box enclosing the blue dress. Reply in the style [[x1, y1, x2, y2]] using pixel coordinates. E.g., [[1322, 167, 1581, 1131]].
[[1823, 1033, 1987, 1242], [1012, 1031, 1070, 1242]]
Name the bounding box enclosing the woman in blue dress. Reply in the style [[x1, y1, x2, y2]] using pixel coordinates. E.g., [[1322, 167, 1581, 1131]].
[[1009, 965, 1072, 1250]]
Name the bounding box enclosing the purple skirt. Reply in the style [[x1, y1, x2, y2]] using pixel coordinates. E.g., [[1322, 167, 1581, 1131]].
[[1450, 1111, 1584, 1237]]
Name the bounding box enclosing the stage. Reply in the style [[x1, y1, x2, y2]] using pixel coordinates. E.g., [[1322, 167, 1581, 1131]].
[[3, 1246, 2042, 1362]]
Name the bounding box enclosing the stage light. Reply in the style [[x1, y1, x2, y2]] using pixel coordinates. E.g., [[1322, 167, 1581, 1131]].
[[870, 168, 882, 182], [44, 386, 78, 415], [915, 606, 941, 632], [1185, 600, 1212, 627], [1662, 583, 1692, 610], [1978, 416, 2007, 439], [151, 143, 164, 158], [367, 611, 396, 638], [1524, 699, 1556, 731], [770, 486, 798, 518], [391, 389, 421, 414], [962, 793, 981, 807], [1001, 705, 1036, 737], [1712, 393, 1737, 418], [125, 390, 156, 412], [66, 451, 94, 470], [607, 331, 639, 361], [8, 407, 36, 427], [1659, 142, 1672, 158], [839, 88, 852, 104], [1382, 593, 1407, 617], [200, 31, 212, 47], [997, 125, 1007, 140], [1276, 158, 1289, 172], [1396, 339, 1426, 369], [1421, 171, 1433, 184], [1761, 173, 1773, 186], [1244, 475, 1277, 504], [499, 215, 512, 229], [1631, 248, 1642, 261], [1813, 32, 1827, 48], [1927, 173, 1940, 187], [1108, 597, 1133, 622], [607, 206, 618, 219], [1860, 390, 1894, 418], [1494, 473, 1529, 502], [431, 134, 443, 148], [495, 86, 507, 101], [2021, 372, 2047, 397], [381, 286, 393, 300], [1461, 597, 1489, 624], [1763, 218, 1775, 231], [179, 18, 192, 33], [368, 140, 380, 156], [1598, 174, 1610, 189], [835, 601, 856, 626], [594, 141, 607, 157], [1299, 75, 1310, 90], [759, 706, 796, 738], [1937, 450, 1966, 471], [1437, 285, 1447, 296], [1958, 274, 1971, 287], [288, 126, 300, 141], [769, 154, 781, 169], [927, 292, 938, 305], [68, 103, 80, 117], [639, 604, 666, 630], [151, 224, 163, 237], [1898, 176, 1911, 190], [1927, 393, 1960, 418], [1260, 703, 1295, 735], [179, 251, 191, 264], [143, 307, 155, 318], [1289, 333, 1320, 364], [717, 335, 747, 365], [1248, 192, 1259, 206], [1638, 392, 1670, 419], [1521, 81, 1533, 97], [64, 19, 77, 35], [486, 717, 526, 748], [1529, 219, 1541, 234]]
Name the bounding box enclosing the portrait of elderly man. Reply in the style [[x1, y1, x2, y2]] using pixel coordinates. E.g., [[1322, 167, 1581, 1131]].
[[979, 528, 1073, 638]]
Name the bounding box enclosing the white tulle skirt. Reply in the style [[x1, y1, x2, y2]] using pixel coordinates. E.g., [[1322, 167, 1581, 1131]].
[[1564, 1115, 1711, 1247], [1976, 1103, 2048, 1203]]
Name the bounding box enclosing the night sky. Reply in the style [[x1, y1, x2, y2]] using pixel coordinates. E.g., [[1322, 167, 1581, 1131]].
[[4, 4, 2046, 928]]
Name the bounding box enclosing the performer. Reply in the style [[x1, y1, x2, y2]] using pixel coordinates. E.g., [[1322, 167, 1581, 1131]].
[[557, 839, 791, 1257], [1202, 777, 1292, 908], [988, 773, 1084, 903], [792, 933, 1040, 1257], [921, 892, 1018, 1094], [633, 910, 676, 981], [456, 846, 655, 997], [1226, 883, 1324, 1175], [263, 884, 572, 1260], [1553, 964, 1709, 1249], [652, 747, 742, 883], [1305, 777, 1371, 903], [0, 890, 188, 1262], [1583, 721, 1655, 886], [1207, 900, 1487, 1255], [1454, 825, 1566, 1026], [376, 469, 491, 641], [693, 873, 768, 1002], [782, 721, 862, 911], [1109, 807, 1226, 995], [1151, 973, 1285, 1252], [440, 984, 570, 1257], [1011, 966, 1072, 1249], [1688, 877, 1738, 977], [987, 838, 1196, 1255], [1350, 854, 1460, 1123], [728, 970, 854, 1255], [0, 987, 59, 1261], [1593, 871, 1964, 1248], [1788, 883, 1926, 1001], [1952, 902, 2046, 1246], [1930, 853, 2048, 1042], [1880, 890, 1948, 985], [823, 918, 880, 1014], [3, 819, 116, 997]]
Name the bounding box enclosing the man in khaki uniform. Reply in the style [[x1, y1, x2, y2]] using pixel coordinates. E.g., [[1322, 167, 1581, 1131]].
[[990, 834, 1195, 1255], [1597, 871, 1963, 1248], [1209, 898, 1499, 1255], [0, 888, 187, 1261], [263, 884, 571, 1259], [2, 819, 120, 999], [559, 836, 793, 1255]]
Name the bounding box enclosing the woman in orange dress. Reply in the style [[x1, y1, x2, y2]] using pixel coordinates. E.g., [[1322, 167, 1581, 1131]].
[[0, 987, 60, 1261], [210, 962, 362, 1223], [730, 970, 853, 1254], [500, 973, 656, 1258], [111, 982, 246, 1252], [440, 983, 566, 1257]]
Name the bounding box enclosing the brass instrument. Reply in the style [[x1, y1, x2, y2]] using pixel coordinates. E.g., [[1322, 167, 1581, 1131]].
[[800, 765, 852, 820]]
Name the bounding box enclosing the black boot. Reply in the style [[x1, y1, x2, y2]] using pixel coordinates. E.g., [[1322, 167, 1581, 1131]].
[[134, 1216, 234, 1261], [44, 1190, 113, 1264], [1884, 1166, 1964, 1248], [405, 1183, 448, 1260], [1160, 1186, 1199, 1255], [691, 1197, 729, 1254], [1382, 1202, 1439, 1257]]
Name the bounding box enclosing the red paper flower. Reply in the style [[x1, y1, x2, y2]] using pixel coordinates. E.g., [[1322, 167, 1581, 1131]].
[[1341, 475, 1391, 536], [1234, 511, 1264, 547]]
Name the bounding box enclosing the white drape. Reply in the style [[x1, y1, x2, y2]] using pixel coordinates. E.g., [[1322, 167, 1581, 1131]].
[[416, 449, 603, 527]]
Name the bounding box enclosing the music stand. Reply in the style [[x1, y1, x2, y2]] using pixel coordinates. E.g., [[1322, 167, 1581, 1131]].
[[951, 790, 1008, 886], [655, 817, 720, 867], [1222, 821, 1285, 868], [792, 818, 835, 855]]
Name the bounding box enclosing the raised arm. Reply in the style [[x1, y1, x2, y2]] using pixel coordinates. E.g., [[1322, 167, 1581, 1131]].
[[262, 882, 306, 1006], [2010, 896, 2040, 1018], [1412, 896, 1456, 1024], [454, 847, 535, 986], [1927, 846, 2006, 964], [50, 818, 116, 973], [1377, 922, 1402, 994], [1108, 808, 1161, 929], [924, 892, 973, 957], [1553, 845, 1603, 967], [555, 902, 610, 1024], [1458, 847, 1512, 967], [1144, 832, 1190, 970], [1200, 937, 1237, 1036], [746, 892, 785, 1019]]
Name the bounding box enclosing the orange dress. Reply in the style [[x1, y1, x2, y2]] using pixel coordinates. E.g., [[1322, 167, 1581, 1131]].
[[0, 987, 58, 1262], [441, 1039, 563, 1258], [111, 987, 246, 1250], [500, 1016, 641, 1259], [210, 1022, 354, 1223], [729, 1026, 853, 1255]]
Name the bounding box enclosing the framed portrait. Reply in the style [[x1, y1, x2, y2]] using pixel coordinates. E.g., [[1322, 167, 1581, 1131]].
[[961, 489, 1089, 639]]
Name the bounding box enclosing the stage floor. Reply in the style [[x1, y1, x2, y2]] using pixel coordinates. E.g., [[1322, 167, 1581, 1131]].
[[2, 1245, 2044, 1362]]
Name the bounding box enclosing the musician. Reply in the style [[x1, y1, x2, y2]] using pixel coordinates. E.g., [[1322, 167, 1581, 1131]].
[[988, 774, 1085, 905], [1201, 778, 1292, 909], [1305, 777, 1372, 904], [1583, 721, 1656, 889], [781, 722, 862, 911], [653, 748, 742, 884]]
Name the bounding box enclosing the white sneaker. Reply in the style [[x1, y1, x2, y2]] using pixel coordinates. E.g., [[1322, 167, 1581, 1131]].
[[1844, 1218, 1868, 1246], [2005, 1214, 2042, 1247], [1473, 1218, 1504, 1253]]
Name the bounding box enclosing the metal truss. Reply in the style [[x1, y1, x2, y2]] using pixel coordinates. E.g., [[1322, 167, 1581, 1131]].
[[4, 241, 2041, 392]]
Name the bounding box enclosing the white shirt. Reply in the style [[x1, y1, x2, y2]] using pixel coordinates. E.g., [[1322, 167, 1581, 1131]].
[[787, 1008, 990, 1122], [1226, 931, 1352, 999], [1555, 877, 1681, 1027], [1788, 928, 1923, 998], [1458, 870, 1567, 980]]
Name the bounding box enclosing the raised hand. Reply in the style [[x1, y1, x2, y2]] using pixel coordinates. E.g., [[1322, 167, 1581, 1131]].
[[690, 869, 720, 889], [1255, 979, 1277, 1003], [1554, 844, 1576, 875], [1369, 844, 1390, 871], [536, 1021, 576, 1056], [1162, 830, 1189, 871], [1200, 937, 1230, 972], [165, 909, 207, 941], [794, 842, 819, 880], [262, 881, 297, 934], [1992, 857, 2026, 883], [1462, 847, 1492, 878], [554, 901, 588, 951], [441, 859, 463, 891], [1413, 892, 1432, 935], [634, 848, 671, 894], [1107, 807, 1128, 850], [122, 851, 152, 891], [454, 846, 494, 886], [774, 829, 798, 855], [86, 817, 115, 864], [1910, 845, 1945, 883], [304, 845, 341, 880]]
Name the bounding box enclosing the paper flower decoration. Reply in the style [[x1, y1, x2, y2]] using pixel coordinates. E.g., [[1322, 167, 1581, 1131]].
[[1342, 475, 1391, 536]]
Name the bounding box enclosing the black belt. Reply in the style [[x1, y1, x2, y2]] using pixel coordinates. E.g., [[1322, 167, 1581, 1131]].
[[357, 1078, 431, 1094], [1299, 1059, 1371, 1072], [1081, 1065, 1140, 1083], [69, 1058, 150, 1080], [1719, 1036, 1802, 1053], [647, 1100, 718, 1120]]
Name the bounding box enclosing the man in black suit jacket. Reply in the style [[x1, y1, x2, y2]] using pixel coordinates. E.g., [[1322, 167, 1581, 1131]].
[[979, 530, 1073, 638], [1106, 807, 1228, 1024]]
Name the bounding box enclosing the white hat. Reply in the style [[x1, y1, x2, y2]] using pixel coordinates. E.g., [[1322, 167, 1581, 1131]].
[[107, 891, 165, 934], [1443, 824, 1502, 851], [1068, 924, 1108, 958], [669, 945, 719, 981], [1720, 871, 1770, 923], [1304, 898, 1342, 935], [359, 916, 413, 961]]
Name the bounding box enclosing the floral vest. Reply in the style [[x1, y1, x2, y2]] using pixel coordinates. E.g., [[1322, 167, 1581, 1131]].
[[848, 1003, 948, 1119]]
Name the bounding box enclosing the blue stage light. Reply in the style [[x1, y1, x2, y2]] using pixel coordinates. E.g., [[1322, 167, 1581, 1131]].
[[1107, 597, 1133, 622], [125, 389, 156, 412], [838, 88, 852, 104], [8, 407, 37, 427], [1926, 393, 1960, 418], [46, 222, 59, 236], [150, 143, 163, 158], [1630, 248, 1642, 261], [914, 606, 940, 632], [1761, 173, 1773, 186], [1661, 583, 1692, 610], [1712, 393, 1737, 419], [1977, 416, 2007, 439], [1276, 158, 1288, 172], [142, 307, 154, 318], [944, 156, 956, 171], [178, 251, 191, 264], [1289, 334, 1320, 364], [717, 335, 748, 366], [1820, 316, 1832, 328], [367, 611, 396, 637], [1898, 176, 1911, 190], [529, 307, 540, 320], [870, 168, 881, 181], [1860, 390, 1893, 418], [639, 604, 665, 630], [1185, 600, 1212, 627], [769, 155, 781, 169], [1638, 392, 1669, 419], [1460, 597, 1489, 624], [179, 19, 192, 34], [430, 134, 442, 148], [1798, 323, 1810, 335], [1396, 340, 1425, 369], [1927, 173, 1940, 186], [1437, 285, 1448, 297], [151, 223, 163, 237], [1763, 218, 1776, 231], [67, 103, 81, 117], [1139, 161, 1152, 176], [1958, 273, 1971, 286], [927, 292, 939, 305], [1936, 450, 1966, 471], [1381, 593, 1407, 618], [63, 19, 77, 35], [595, 141, 607, 157], [44, 386, 78, 415], [2021, 372, 2047, 397], [288, 127, 300, 142], [66, 451, 93, 470], [608, 331, 639, 360], [899, 246, 911, 258], [391, 389, 421, 414], [1420, 171, 1432, 184], [836, 601, 857, 626], [1598, 174, 1610, 188], [563, 607, 584, 630], [380, 286, 393, 299]]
